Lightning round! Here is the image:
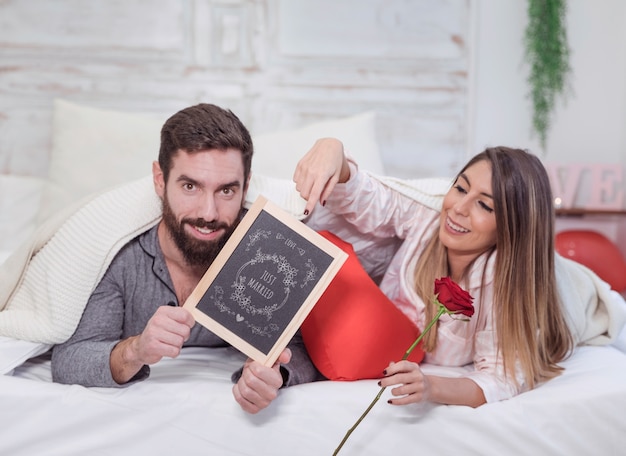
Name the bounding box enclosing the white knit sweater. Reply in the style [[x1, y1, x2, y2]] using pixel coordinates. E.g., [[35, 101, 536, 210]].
[[0, 176, 161, 342]]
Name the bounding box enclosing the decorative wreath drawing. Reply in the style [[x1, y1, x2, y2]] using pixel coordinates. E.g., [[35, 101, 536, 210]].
[[209, 228, 320, 338]]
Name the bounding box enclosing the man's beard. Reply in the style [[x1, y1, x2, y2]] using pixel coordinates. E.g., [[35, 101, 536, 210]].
[[161, 195, 242, 271]]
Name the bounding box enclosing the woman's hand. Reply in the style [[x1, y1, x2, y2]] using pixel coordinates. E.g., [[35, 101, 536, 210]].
[[380, 360, 488, 407], [379, 360, 431, 405], [293, 138, 350, 216]]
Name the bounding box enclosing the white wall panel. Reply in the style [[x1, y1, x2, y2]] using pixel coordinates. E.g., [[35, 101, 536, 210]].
[[0, 0, 470, 179], [0, 1, 187, 58]]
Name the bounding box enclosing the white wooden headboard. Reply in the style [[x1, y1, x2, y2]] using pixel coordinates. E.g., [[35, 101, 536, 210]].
[[0, 0, 470, 180]]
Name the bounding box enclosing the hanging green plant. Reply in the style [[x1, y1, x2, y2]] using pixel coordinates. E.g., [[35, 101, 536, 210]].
[[524, 0, 571, 150]]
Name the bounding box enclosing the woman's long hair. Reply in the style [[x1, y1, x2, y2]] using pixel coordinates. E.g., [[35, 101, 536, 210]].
[[414, 147, 574, 389]]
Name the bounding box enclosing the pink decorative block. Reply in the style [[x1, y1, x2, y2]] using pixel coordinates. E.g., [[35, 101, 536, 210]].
[[587, 165, 624, 209], [546, 163, 586, 208], [546, 163, 625, 209]]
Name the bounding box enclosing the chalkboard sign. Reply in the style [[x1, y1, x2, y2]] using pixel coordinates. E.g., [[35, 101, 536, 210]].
[[183, 195, 348, 366]]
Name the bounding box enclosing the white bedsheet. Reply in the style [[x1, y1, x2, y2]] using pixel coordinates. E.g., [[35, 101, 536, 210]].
[[1, 343, 626, 456], [0, 251, 9, 267]]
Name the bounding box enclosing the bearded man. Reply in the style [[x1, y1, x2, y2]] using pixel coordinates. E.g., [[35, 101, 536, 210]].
[[51, 104, 323, 414]]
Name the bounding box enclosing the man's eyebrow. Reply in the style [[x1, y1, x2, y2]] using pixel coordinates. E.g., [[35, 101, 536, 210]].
[[176, 175, 242, 191], [458, 172, 493, 199], [176, 174, 201, 187], [218, 180, 242, 191]]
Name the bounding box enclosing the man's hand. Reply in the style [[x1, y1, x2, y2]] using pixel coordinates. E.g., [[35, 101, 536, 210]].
[[110, 305, 195, 384], [232, 348, 292, 414]]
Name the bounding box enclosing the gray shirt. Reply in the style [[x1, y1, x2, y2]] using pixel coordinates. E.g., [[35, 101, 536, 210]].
[[51, 225, 323, 387]]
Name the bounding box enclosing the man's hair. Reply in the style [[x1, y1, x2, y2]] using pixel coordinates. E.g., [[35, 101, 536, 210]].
[[158, 103, 253, 184]]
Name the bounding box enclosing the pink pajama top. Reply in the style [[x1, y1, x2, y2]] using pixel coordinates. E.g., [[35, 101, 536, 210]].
[[323, 164, 526, 402]]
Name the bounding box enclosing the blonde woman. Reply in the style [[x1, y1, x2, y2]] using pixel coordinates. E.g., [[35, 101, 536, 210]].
[[294, 140, 574, 407]]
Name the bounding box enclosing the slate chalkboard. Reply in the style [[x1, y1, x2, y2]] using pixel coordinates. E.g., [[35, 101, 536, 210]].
[[183, 195, 348, 366]]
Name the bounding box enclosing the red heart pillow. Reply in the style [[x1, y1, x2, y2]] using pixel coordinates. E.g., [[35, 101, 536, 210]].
[[301, 231, 424, 381]]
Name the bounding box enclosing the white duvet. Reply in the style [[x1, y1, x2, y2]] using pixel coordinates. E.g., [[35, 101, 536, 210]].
[[1, 341, 625, 456]]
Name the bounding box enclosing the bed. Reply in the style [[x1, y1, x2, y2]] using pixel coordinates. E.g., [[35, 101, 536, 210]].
[[0, 342, 624, 456], [1, 100, 626, 455]]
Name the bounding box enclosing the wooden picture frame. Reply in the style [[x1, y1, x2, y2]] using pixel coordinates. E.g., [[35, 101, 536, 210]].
[[183, 195, 348, 366]]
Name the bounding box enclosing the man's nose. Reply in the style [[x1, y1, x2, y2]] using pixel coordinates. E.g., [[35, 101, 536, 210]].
[[198, 196, 219, 222]]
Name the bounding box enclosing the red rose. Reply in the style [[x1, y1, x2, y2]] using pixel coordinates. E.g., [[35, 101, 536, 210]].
[[434, 277, 474, 317]]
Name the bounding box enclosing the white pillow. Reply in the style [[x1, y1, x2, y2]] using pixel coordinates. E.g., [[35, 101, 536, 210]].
[[0, 174, 46, 252], [40, 100, 383, 223], [252, 111, 384, 179], [38, 99, 164, 223], [246, 174, 307, 219]]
